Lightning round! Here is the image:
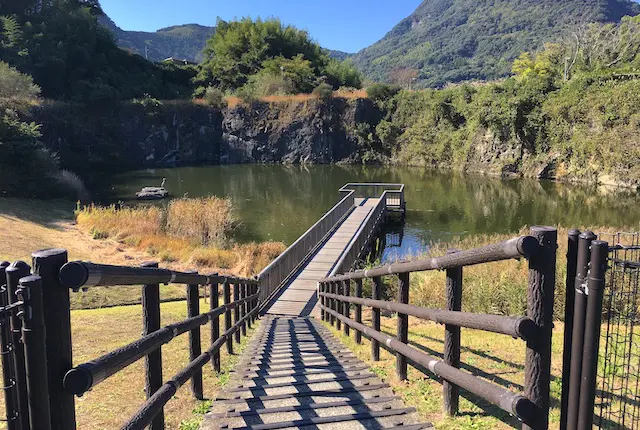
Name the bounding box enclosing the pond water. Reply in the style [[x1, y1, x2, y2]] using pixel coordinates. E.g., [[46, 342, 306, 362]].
[[101, 165, 640, 262]]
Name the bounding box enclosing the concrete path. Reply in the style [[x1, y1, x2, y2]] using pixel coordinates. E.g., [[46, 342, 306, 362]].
[[265, 199, 380, 318], [201, 316, 432, 430]]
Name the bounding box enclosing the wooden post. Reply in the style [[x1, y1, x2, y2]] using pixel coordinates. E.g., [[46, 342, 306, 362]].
[[240, 283, 247, 337], [320, 283, 325, 321], [233, 283, 241, 344], [444, 250, 462, 416], [223, 281, 232, 354], [140, 261, 163, 430], [18, 276, 52, 430], [397, 273, 409, 380], [335, 281, 342, 331], [32, 249, 76, 430], [329, 282, 336, 326], [523, 227, 557, 430], [7, 261, 33, 430], [372, 276, 382, 361], [355, 279, 363, 344], [0, 262, 19, 430], [343, 281, 350, 336], [210, 281, 221, 372], [246, 283, 252, 330], [186, 280, 203, 400]]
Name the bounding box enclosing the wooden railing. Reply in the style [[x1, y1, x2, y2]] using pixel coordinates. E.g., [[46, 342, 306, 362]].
[[319, 227, 558, 430], [339, 183, 405, 211], [0, 250, 259, 430], [255, 189, 355, 305]]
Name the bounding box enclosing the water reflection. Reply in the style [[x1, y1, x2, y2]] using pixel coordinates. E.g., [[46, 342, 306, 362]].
[[100, 165, 640, 260]]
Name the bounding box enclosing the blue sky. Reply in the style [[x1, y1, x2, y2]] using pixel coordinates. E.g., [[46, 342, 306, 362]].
[[100, 0, 423, 53]]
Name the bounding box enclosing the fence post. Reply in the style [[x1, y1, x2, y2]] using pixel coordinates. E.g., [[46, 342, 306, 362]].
[[186, 279, 203, 400], [560, 229, 580, 430], [355, 279, 363, 344], [140, 261, 163, 430], [329, 282, 336, 327], [335, 281, 342, 331], [0, 261, 19, 430], [210, 280, 221, 372], [523, 227, 557, 430], [6, 261, 32, 430], [372, 276, 382, 361], [444, 249, 462, 416], [223, 281, 233, 354], [246, 283, 252, 330], [240, 283, 247, 337], [17, 275, 52, 430], [577, 240, 609, 429], [397, 272, 410, 381], [343, 281, 350, 336], [320, 283, 325, 321], [233, 283, 241, 344], [566, 231, 596, 430]]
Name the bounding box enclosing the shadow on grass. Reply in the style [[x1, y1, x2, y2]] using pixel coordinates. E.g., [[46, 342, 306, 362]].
[[0, 197, 76, 229]]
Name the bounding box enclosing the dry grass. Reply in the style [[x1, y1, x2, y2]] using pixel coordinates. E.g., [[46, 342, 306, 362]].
[[75, 200, 284, 277], [197, 89, 369, 109], [407, 226, 629, 320], [167, 197, 234, 246], [325, 316, 566, 430], [0, 299, 256, 430]]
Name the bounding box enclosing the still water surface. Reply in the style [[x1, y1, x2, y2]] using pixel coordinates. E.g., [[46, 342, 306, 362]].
[[103, 165, 640, 261]]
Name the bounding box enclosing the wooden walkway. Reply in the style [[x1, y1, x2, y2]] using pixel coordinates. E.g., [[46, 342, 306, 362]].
[[201, 316, 432, 430], [264, 198, 380, 318]]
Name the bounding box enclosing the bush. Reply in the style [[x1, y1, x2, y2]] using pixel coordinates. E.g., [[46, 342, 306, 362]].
[[0, 61, 40, 99], [203, 86, 227, 109], [245, 71, 296, 98], [312, 83, 333, 101], [235, 86, 259, 105], [366, 83, 401, 102]]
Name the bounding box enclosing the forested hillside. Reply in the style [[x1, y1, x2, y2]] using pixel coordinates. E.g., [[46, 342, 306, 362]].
[[352, 0, 640, 87]]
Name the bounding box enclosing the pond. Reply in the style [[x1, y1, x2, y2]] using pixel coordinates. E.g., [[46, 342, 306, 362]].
[[100, 165, 640, 262]]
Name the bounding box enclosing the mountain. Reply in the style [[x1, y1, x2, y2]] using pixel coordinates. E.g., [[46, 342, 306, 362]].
[[352, 0, 640, 87], [98, 15, 215, 63]]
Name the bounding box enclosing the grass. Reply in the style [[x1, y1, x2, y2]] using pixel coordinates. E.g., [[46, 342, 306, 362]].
[[324, 315, 565, 430], [0, 299, 255, 430], [210, 89, 368, 109]]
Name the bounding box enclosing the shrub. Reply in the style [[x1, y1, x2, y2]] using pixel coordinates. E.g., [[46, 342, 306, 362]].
[[366, 83, 401, 102], [0, 61, 40, 99], [245, 71, 296, 98], [235, 86, 259, 105], [312, 83, 333, 101], [203, 86, 227, 109]]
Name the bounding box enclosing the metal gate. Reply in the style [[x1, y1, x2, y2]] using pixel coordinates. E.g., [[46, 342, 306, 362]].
[[596, 232, 640, 429]]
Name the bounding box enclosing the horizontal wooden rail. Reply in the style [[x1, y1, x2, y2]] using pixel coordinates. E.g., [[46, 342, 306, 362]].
[[120, 305, 260, 430], [59, 261, 256, 290], [319, 292, 537, 340], [321, 306, 539, 425], [323, 235, 539, 282], [63, 292, 259, 395]]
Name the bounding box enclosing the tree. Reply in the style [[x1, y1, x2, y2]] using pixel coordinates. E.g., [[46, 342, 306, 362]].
[[389, 68, 419, 88]]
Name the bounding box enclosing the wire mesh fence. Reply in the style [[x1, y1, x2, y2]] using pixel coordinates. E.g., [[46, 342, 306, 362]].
[[595, 232, 640, 429]]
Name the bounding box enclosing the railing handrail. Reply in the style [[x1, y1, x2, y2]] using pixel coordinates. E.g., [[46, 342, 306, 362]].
[[59, 261, 256, 290], [256, 189, 356, 279], [329, 190, 389, 276], [339, 183, 405, 192], [322, 235, 540, 282]]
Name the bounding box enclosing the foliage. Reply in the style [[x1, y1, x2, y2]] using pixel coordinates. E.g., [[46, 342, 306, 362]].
[[242, 71, 296, 98], [366, 83, 401, 103], [196, 17, 363, 93], [0, 61, 40, 99], [202, 86, 227, 109], [352, 0, 640, 87], [312, 83, 334, 101]]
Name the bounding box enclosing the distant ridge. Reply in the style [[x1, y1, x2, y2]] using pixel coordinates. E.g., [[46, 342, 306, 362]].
[[98, 14, 215, 63]]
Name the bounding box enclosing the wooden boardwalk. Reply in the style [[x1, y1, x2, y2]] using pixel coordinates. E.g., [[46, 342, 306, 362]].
[[264, 198, 380, 318], [201, 316, 432, 430]]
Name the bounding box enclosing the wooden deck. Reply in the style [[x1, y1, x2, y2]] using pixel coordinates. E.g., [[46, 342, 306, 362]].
[[264, 198, 380, 318]]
